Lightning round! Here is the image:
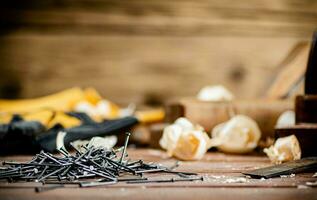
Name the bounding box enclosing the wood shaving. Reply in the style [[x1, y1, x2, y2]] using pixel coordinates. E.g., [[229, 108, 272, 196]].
[[264, 135, 301, 164], [223, 177, 248, 183], [197, 85, 234, 102], [280, 174, 295, 178], [210, 115, 261, 154], [306, 181, 317, 186], [159, 117, 211, 160], [297, 185, 310, 189]]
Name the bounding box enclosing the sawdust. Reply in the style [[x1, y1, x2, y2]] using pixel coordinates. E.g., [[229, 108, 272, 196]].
[[209, 175, 226, 179], [280, 174, 295, 178], [306, 181, 317, 186], [297, 185, 310, 189], [223, 177, 248, 183]]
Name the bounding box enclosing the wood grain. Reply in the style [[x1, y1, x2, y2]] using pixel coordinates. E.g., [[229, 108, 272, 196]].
[[0, 149, 317, 200], [0, 36, 303, 104], [1, 0, 316, 37], [180, 98, 292, 137], [0, 0, 316, 104], [266, 42, 309, 99]]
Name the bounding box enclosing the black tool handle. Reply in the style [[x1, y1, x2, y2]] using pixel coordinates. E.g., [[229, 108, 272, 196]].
[[37, 116, 139, 152], [305, 30, 317, 94], [64, 116, 138, 144]]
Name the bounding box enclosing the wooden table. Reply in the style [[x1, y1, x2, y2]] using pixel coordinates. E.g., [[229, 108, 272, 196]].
[[1, 149, 317, 200]]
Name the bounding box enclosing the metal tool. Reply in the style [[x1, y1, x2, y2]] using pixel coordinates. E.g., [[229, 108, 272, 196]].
[[0, 132, 203, 191], [243, 157, 317, 179]]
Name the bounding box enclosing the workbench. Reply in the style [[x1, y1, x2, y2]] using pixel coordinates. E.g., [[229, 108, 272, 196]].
[[1, 149, 317, 200]]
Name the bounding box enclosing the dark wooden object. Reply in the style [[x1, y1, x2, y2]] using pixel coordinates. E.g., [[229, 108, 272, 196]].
[[243, 157, 317, 178], [164, 100, 185, 123], [297, 32, 317, 123], [305, 31, 317, 95], [296, 95, 317, 124], [276, 30, 317, 157]]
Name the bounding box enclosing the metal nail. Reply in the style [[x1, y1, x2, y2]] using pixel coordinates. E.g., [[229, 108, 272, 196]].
[[119, 132, 130, 164]]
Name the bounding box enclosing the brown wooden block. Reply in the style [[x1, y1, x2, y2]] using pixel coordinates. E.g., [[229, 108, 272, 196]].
[[164, 101, 184, 123], [275, 124, 317, 157], [179, 98, 292, 139], [296, 95, 317, 124], [149, 123, 167, 149]]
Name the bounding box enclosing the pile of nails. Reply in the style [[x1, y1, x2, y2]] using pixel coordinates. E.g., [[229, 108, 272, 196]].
[[0, 133, 203, 191]]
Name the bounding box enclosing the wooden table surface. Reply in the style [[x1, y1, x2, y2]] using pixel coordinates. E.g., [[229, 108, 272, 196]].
[[1, 149, 317, 200]]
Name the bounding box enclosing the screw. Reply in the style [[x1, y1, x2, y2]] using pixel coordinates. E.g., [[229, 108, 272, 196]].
[[104, 157, 136, 174], [1, 132, 201, 187], [44, 180, 81, 185], [117, 177, 148, 182], [3, 161, 65, 168], [37, 167, 66, 182], [79, 180, 117, 187], [40, 152, 63, 165], [135, 168, 165, 174], [35, 185, 64, 193], [119, 132, 131, 164], [127, 176, 204, 184]]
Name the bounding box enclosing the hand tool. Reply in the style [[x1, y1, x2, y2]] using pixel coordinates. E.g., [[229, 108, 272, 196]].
[[243, 157, 317, 179]]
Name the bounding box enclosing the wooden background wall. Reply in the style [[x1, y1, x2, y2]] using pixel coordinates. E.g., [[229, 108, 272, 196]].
[[0, 0, 316, 105]]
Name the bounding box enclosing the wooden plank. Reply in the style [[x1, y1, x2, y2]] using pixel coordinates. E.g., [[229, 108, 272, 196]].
[[180, 99, 292, 137], [1, 0, 317, 13], [0, 0, 316, 102], [266, 42, 309, 99], [0, 35, 300, 104], [0, 0, 316, 37], [2, 20, 315, 38], [0, 149, 317, 200], [0, 188, 316, 200]]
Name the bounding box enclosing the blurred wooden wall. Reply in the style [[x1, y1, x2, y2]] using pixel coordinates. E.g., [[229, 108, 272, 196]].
[[0, 0, 316, 105]]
